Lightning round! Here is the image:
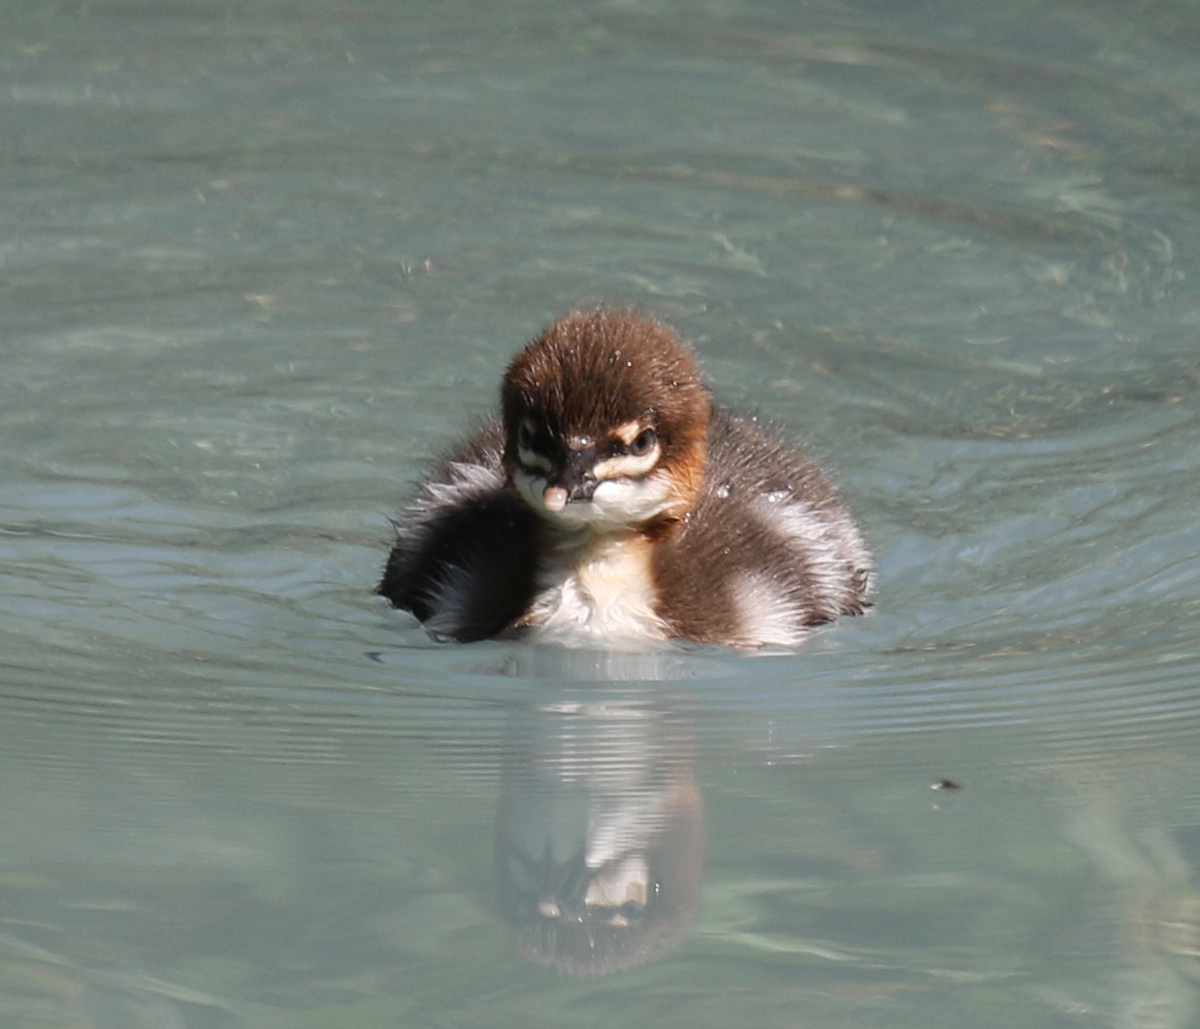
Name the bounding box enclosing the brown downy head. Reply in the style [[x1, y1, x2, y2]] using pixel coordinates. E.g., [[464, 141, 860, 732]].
[[501, 311, 711, 533]]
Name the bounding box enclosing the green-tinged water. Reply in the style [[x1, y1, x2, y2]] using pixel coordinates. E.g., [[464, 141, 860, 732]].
[[3, 1, 1200, 1026]]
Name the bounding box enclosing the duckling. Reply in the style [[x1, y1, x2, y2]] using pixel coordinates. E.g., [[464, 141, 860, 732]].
[[379, 311, 870, 647]]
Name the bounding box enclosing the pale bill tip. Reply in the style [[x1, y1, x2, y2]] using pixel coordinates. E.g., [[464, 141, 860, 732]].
[[542, 485, 569, 512]]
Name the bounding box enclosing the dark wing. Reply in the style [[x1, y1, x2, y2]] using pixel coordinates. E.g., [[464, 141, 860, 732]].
[[378, 421, 540, 642]]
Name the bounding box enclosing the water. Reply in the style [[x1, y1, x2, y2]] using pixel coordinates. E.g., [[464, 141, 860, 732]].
[[2, 0, 1200, 1025]]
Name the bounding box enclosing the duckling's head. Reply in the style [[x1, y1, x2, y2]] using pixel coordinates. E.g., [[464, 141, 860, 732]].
[[502, 311, 711, 533]]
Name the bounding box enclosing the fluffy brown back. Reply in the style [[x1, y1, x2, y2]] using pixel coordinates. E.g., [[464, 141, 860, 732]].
[[652, 409, 871, 646]]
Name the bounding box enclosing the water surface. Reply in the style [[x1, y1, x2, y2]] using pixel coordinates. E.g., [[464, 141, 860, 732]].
[[3, 1, 1200, 1026]]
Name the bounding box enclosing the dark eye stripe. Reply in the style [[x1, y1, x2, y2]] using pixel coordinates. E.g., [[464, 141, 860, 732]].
[[517, 419, 545, 451]]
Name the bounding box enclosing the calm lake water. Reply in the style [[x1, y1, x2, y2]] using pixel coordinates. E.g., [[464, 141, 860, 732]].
[[3, 0, 1200, 1026]]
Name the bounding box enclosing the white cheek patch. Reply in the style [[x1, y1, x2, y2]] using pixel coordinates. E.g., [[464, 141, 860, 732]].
[[592, 444, 661, 482], [563, 473, 673, 528], [512, 468, 673, 528]]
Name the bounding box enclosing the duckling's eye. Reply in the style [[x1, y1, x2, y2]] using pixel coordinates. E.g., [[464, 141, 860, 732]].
[[629, 428, 657, 457], [517, 419, 537, 451]]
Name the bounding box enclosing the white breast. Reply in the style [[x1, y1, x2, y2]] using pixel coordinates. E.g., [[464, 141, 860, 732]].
[[527, 537, 668, 644]]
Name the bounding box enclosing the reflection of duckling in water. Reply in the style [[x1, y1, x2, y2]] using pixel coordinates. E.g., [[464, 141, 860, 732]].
[[1059, 765, 1200, 1023], [495, 696, 702, 977], [380, 310, 870, 647]]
